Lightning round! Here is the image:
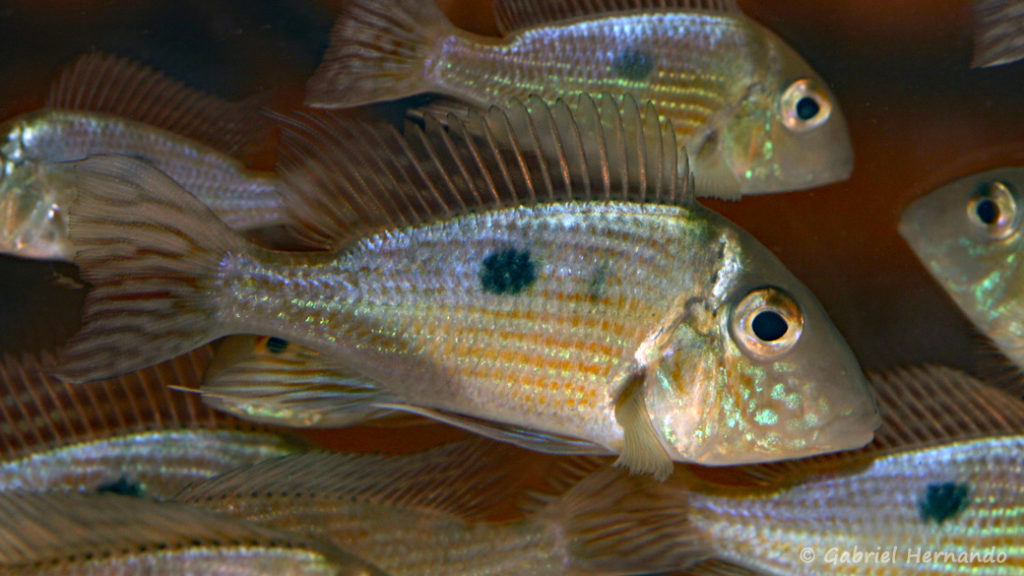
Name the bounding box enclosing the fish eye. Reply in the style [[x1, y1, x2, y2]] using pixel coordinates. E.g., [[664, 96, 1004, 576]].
[[780, 79, 832, 132], [731, 287, 804, 359], [264, 337, 289, 354], [967, 181, 1019, 240]]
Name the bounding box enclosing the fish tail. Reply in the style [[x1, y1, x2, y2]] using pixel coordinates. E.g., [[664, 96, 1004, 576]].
[[549, 468, 713, 574], [305, 0, 453, 107], [54, 155, 249, 383]]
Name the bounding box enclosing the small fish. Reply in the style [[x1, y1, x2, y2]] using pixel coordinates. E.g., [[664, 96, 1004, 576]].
[[176, 440, 604, 576], [0, 491, 390, 575], [899, 168, 1024, 371], [972, 0, 1024, 68], [55, 95, 877, 478], [532, 365, 1024, 575], [305, 0, 853, 197], [0, 347, 301, 498], [0, 52, 288, 261]]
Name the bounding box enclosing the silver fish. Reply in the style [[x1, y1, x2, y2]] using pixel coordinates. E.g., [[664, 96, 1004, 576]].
[[0, 347, 301, 498], [306, 0, 853, 197], [0, 491, 390, 575], [0, 52, 288, 261], [55, 95, 877, 478], [899, 168, 1024, 372]]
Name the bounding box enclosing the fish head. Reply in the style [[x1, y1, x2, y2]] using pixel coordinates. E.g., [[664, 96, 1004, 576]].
[[706, 39, 853, 196], [899, 169, 1024, 361], [0, 120, 70, 260], [647, 221, 878, 465]]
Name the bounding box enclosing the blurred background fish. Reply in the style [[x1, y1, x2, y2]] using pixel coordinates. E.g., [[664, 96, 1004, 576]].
[[0, 491, 391, 575], [972, 0, 1024, 67], [53, 96, 877, 477], [305, 0, 853, 198], [0, 346, 302, 498], [0, 53, 292, 262]]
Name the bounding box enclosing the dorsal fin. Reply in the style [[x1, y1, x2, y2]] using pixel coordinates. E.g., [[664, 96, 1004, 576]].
[[277, 93, 690, 249], [0, 346, 265, 458], [46, 52, 269, 158], [494, 0, 742, 35], [691, 364, 1024, 488], [176, 439, 527, 521], [0, 492, 373, 570]]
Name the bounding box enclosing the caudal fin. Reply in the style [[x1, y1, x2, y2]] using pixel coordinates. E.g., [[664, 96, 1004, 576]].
[[547, 467, 713, 574], [305, 0, 453, 107], [54, 156, 248, 383]]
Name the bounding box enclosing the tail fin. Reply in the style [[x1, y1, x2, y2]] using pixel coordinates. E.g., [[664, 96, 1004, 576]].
[[546, 467, 712, 574], [54, 156, 248, 383], [305, 0, 454, 107]]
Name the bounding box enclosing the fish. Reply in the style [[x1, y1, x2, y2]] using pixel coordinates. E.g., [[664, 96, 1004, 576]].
[[529, 365, 1024, 575], [899, 168, 1024, 372], [0, 52, 289, 262], [0, 491, 391, 575], [54, 94, 877, 478], [304, 0, 854, 198], [0, 346, 302, 498], [175, 440, 607, 576], [972, 0, 1024, 68]]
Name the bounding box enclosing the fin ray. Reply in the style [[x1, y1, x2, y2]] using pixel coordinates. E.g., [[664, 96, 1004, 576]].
[[495, 0, 741, 35], [972, 0, 1024, 68]]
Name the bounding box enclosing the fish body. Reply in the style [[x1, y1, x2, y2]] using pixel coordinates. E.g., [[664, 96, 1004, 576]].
[[899, 168, 1024, 370], [306, 0, 853, 197], [57, 97, 876, 476], [0, 492, 389, 576], [0, 53, 287, 262], [0, 349, 300, 498]]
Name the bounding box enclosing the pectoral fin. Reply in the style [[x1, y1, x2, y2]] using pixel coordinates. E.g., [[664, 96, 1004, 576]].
[[613, 370, 674, 480]]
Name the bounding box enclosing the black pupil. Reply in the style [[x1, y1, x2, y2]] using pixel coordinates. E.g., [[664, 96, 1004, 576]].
[[975, 198, 999, 225], [752, 310, 788, 342], [266, 337, 289, 354], [795, 96, 820, 121]]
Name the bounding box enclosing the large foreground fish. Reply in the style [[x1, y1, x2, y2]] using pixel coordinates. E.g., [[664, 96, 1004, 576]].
[[899, 168, 1024, 371], [0, 347, 300, 498], [0, 52, 287, 261], [0, 492, 390, 575], [54, 95, 876, 477], [305, 0, 853, 197], [182, 366, 1024, 576]]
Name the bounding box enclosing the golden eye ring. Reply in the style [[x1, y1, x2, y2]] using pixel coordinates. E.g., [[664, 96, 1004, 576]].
[[731, 287, 804, 359], [967, 180, 1019, 241], [780, 78, 832, 132]]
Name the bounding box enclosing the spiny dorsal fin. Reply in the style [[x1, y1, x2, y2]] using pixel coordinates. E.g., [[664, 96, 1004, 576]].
[[0, 492, 382, 572], [201, 335, 399, 428], [972, 0, 1024, 68], [46, 52, 269, 158], [495, 0, 742, 35], [176, 439, 525, 521], [277, 93, 690, 249], [0, 347, 266, 458]]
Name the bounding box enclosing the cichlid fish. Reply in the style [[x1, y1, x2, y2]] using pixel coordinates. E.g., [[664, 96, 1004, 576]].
[[0, 52, 288, 262], [531, 365, 1024, 575], [0, 347, 301, 498], [54, 95, 877, 478], [972, 0, 1024, 68], [176, 440, 607, 576], [0, 491, 391, 575], [305, 0, 854, 197], [899, 168, 1024, 371]]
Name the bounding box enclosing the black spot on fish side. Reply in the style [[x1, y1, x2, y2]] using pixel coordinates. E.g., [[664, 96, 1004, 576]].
[[919, 482, 970, 524], [613, 48, 655, 81], [480, 248, 536, 295], [97, 476, 144, 498], [266, 337, 289, 354], [587, 261, 611, 302]]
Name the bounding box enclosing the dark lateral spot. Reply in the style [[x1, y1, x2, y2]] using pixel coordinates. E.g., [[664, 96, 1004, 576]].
[[795, 96, 821, 121], [587, 261, 611, 302], [919, 482, 970, 524], [480, 248, 536, 295], [265, 337, 289, 354], [97, 476, 144, 498], [613, 48, 655, 81]]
